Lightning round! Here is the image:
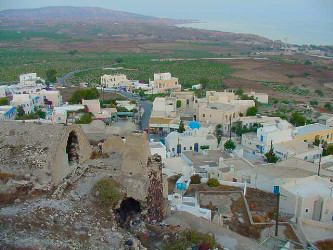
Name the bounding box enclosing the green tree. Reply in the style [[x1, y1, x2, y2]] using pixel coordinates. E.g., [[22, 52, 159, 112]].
[[75, 112, 93, 124], [16, 106, 25, 117], [324, 102, 332, 111], [314, 138, 321, 146], [199, 77, 209, 90], [36, 109, 46, 119], [246, 106, 258, 116], [265, 142, 279, 163], [290, 112, 306, 126], [178, 120, 185, 133], [0, 97, 9, 106], [323, 144, 333, 156], [116, 106, 129, 112], [224, 139, 236, 151], [176, 100, 182, 108], [215, 124, 223, 145], [69, 88, 100, 104], [190, 175, 201, 184], [115, 58, 123, 63], [235, 88, 244, 96], [45, 69, 57, 83], [304, 60, 312, 65]]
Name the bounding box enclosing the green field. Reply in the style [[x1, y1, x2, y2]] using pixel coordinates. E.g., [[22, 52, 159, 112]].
[[0, 49, 230, 89]]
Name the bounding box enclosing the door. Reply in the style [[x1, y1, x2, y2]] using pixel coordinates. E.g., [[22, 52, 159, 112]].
[[194, 143, 199, 152], [312, 199, 322, 221]]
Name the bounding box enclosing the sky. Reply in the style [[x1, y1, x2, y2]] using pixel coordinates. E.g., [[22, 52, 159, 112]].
[[0, 0, 332, 45]]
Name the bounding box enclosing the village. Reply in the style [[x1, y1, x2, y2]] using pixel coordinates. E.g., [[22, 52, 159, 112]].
[[1, 71, 333, 250]]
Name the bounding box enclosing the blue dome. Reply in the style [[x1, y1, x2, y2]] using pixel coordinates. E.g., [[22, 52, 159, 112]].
[[189, 121, 201, 130]]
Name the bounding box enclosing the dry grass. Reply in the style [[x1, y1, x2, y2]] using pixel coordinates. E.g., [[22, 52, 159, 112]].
[[316, 239, 333, 250], [0, 172, 15, 181]]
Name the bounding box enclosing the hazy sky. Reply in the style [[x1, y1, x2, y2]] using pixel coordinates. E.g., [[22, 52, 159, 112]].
[[0, 0, 332, 45]]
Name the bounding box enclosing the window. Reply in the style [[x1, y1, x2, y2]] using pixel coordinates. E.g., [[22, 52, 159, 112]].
[[190, 146, 192, 150], [183, 147, 186, 150], [172, 148, 175, 152], [202, 114, 205, 117], [305, 208, 309, 213]]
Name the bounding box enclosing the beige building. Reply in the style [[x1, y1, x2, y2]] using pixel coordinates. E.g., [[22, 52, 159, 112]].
[[82, 99, 101, 114], [194, 91, 255, 133], [101, 74, 130, 88], [294, 123, 333, 144], [150, 73, 181, 93], [35, 89, 62, 107], [244, 91, 269, 104]]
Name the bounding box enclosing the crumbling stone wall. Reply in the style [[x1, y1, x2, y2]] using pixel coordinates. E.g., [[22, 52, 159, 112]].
[[103, 132, 150, 175], [0, 121, 91, 189], [146, 155, 166, 222]]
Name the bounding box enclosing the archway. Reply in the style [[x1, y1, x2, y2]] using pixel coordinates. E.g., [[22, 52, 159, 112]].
[[116, 197, 141, 224], [66, 131, 80, 165]]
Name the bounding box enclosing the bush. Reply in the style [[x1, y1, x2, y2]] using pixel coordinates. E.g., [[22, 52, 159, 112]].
[[94, 178, 123, 208], [176, 100, 181, 108], [69, 88, 100, 104], [315, 89, 324, 97], [75, 112, 93, 124], [163, 229, 222, 250], [200, 145, 210, 150], [246, 106, 257, 116], [0, 97, 9, 106], [224, 139, 236, 151], [290, 112, 306, 126], [190, 175, 201, 184], [207, 178, 219, 188]]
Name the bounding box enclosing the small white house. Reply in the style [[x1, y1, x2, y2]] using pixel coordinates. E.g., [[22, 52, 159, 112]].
[[150, 140, 167, 159], [280, 175, 333, 223], [101, 74, 130, 88], [10, 94, 40, 114]]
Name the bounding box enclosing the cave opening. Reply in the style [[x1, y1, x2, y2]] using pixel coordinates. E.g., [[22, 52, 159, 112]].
[[116, 197, 142, 224], [66, 131, 80, 165]]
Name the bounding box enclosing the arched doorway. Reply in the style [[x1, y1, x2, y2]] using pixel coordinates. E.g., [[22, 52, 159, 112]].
[[116, 197, 141, 224], [66, 131, 80, 165]]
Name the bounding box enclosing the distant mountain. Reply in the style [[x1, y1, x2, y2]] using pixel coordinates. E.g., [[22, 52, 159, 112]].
[[0, 6, 184, 24]]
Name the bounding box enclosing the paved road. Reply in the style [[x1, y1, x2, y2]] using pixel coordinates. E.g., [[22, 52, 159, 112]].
[[104, 89, 152, 131]]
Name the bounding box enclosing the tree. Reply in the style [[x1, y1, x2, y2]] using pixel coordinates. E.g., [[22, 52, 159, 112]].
[[68, 50, 78, 56], [265, 142, 279, 163], [235, 88, 244, 96], [178, 120, 185, 133], [215, 124, 223, 145], [45, 69, 57, 83], [190, 175, 201, 184], [69, 88, 100, 104], [323, 144, 333, 156], [314, 138, 320, 146], [324, 102, 332, 111], [315, 89, 324, 97], [199, 77, 209, 90], [116, 106, 129, 112], [246, 106, 258, 116], [176, 100, 182, 109], [224, 139, 236, 151], [17, 106, 25, 117], [115, 58, 123, 63], [290, 112, 306, 126], [0, 97, 9, 106], [75, 112, 93, 124]]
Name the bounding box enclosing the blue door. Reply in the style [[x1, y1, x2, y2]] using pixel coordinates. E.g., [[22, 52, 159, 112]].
[[194, 143, 199, 152], [177, 144, 182, 154]]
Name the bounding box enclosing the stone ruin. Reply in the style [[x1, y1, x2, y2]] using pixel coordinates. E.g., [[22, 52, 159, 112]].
[[0, 121, 92, 190]]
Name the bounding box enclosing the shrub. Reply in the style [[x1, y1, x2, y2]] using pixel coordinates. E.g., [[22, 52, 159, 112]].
[[163, 229, 222, 250], [246, 106, 257, 116], [176, 100, 181, 108], [224, 139, 236, 151], [200, 145, 209, 150], [75, 112, 93, 124], [0, 97, 9, 106], [190, 174, 201, 184], [315, 89, 324, 97], [207, 178, 219, 188], [94, 178, 123, 208]]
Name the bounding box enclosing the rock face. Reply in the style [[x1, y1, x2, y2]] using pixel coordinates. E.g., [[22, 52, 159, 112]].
[[0, 121, 92, 189]]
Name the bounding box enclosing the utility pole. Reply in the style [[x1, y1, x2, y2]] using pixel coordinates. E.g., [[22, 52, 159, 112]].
[[317, 154, 322, 176], [177, 137, 180, 157], [275, 192, 280, 237], [229, 115, 232, 140]]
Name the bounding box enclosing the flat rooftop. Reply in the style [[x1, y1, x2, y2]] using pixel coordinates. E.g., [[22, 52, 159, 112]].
[[275, 140, 321, 154], [149, 142, 165, 149], [207, 103, 235, 111], [253, 165, 314, 178], [283, 176, 333, 198], [183, 150, 231, 168], [295, 123, 332, 136]]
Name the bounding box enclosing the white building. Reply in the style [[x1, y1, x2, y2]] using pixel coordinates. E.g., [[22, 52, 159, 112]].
[[244, 91, 269, 104], [162, 157, 194, 180], [150, 140, 167, 159], [240, 115, 285, 129], [101, 74, 130, 88], [151, 97, 177, 117], [242, 121, 293, 153], [19, 73, 44, 86], [165, 129, 218, 156], [274, 140, 322, 162], [279, 176, 333, 223], [10, 94, 41, 114], [51, 105, 85, 124]]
